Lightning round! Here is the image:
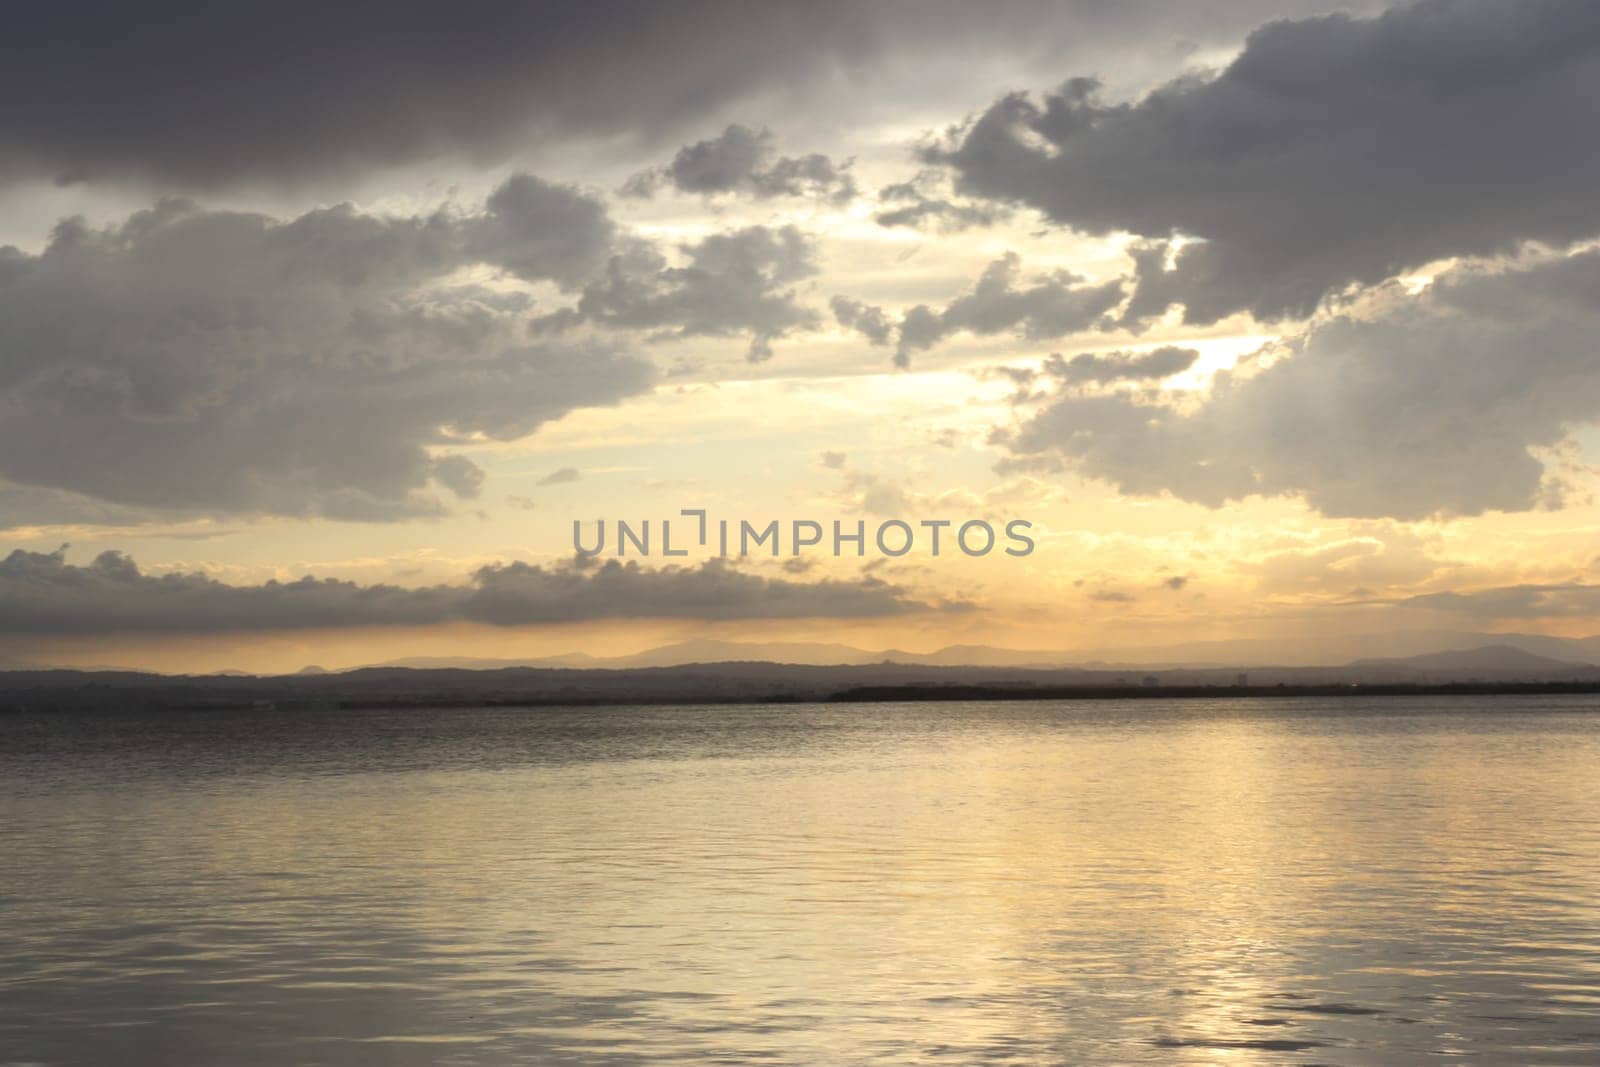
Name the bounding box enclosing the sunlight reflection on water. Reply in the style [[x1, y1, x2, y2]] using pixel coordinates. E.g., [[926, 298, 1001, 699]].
[[3, 695, 1600, 1064]]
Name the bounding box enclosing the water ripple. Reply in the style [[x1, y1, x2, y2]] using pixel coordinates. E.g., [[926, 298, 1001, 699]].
[[2, 694, 1599, 1064]]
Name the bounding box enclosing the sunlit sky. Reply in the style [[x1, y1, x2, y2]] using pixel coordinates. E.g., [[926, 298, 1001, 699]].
[[3, 0, 1600, 672]]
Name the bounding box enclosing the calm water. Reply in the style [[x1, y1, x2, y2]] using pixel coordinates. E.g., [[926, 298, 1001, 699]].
[[3, 696, 1600, 1065]]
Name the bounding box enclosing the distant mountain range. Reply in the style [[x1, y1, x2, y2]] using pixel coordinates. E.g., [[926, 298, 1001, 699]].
[[374, 639, 1074, 671], [5, 632, 1597, 684], [3, 642, 1596, 713], [372, 632, 1600, 673], [1349, 644, 1583, 675]]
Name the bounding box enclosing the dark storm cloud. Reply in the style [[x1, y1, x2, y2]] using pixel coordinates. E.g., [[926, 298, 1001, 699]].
[[0, 1, 1383, 189], [1000, 250, 1600, 520], [0, 3, 886, 189], [930, 0, 1600, 325], [0, 548, 927, 634], [622, 125, 856, 203], [834, 253, 1124, 367], [537, 226, 821, 362], [0, 178, 655, 519]]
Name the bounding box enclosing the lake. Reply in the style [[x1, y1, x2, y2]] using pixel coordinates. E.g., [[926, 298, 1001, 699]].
[[3, 695, 1599, 1064]]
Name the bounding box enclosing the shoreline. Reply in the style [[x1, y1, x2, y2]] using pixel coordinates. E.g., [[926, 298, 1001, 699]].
[[6, 679, 1600, 715]]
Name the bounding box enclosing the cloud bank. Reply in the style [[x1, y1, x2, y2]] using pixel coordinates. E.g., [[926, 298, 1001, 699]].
[[0, 177, 657, 519], [0, 548, 930, 634], [0, 1, 1375, 189], [931, 0, 1600, 324], [1001, 251, 1600, 519]]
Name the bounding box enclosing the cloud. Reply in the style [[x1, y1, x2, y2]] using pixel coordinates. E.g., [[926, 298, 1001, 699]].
[[874, 196, 1007, 234], [999, 250, 1600, 519], [834, 253, 1123, 367], [829, 297, 894, 347], [623, 124, 856, 203], [0, 486, 168, 532], [1043, 345, 1198, 384], [930, 0, 1600, 324], [429, 456, 486, 500], [468, 557, 919, 624], [1238, 525, 1445, 596], [536, 467, 581, 486], [839, 472, 916, 517], [0, 547, 458, 634], [468, 174, 618, 287], [0, 2, 1379, 190], [873, 172, 1010, 233], [537, 225, 821, 361], [0, 547, 932, 634], [0, 177, 656, 519], [1397, 584, 1600, 620]]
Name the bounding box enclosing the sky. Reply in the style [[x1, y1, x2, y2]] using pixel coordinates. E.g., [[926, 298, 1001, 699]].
[[3, 0, 1600, 673]]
